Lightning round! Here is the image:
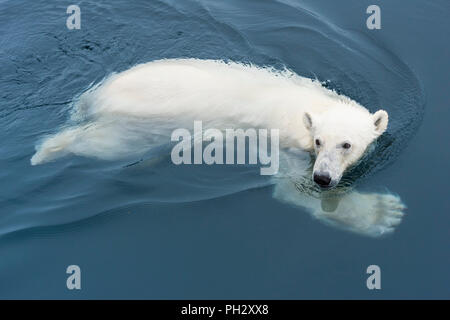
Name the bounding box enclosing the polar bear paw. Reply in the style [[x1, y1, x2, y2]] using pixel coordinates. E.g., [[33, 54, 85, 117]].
[[314, 191, 407, 237], [363, 193, 406, 236]]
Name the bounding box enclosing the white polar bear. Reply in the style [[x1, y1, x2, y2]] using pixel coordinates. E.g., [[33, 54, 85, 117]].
[[31, 59, 405, 237]]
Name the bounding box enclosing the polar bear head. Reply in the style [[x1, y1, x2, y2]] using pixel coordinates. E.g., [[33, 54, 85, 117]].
[[303, 107, 388, 188]]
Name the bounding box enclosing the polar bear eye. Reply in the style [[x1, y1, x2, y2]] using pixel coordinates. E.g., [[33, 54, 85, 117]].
[[342, 142, 351, 149], [315, 139, 321, 147]]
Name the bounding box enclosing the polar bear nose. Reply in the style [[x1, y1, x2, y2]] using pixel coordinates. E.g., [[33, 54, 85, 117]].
[[314, 172, 331, 187]]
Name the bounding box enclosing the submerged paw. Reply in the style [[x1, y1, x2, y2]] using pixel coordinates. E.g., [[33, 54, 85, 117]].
[[370, 193, 406, 235]]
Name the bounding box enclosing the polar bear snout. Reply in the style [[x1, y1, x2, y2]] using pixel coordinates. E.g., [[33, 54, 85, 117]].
[[313, 172, 332, 188], [312, 151, 342, 189]]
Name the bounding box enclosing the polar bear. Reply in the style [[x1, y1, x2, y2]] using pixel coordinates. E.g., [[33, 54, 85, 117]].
[[31, 59, 405, 236]]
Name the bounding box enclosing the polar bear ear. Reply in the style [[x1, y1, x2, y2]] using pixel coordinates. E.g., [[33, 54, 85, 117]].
[[303, 112, 314, 131], [373, 110, 389, 136]]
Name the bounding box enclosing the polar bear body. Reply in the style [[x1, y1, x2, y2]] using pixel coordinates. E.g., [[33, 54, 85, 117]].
[[31, 59, 403, 237], [31, 59, 384, 171]]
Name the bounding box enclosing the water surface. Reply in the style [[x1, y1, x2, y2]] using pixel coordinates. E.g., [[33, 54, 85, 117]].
[[0, 0, 448, 299]]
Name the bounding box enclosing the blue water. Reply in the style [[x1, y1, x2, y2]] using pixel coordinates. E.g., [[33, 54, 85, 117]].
[[0, 0, 448, 299]]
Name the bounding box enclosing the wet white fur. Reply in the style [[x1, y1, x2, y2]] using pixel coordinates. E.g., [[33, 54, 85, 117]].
[[31, 59, 404, 237]]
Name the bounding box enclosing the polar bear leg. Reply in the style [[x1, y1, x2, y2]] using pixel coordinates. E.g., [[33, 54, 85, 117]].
[[30, 127, 80, 165], [273, 179, 406, 237], [316, 191, 406, 237]]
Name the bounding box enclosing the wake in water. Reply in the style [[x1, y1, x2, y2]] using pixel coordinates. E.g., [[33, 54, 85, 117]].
[[31, 59, 406, 237]]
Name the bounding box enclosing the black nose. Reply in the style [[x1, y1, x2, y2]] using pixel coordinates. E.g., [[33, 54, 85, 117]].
[[314, 173, 331, 187]]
